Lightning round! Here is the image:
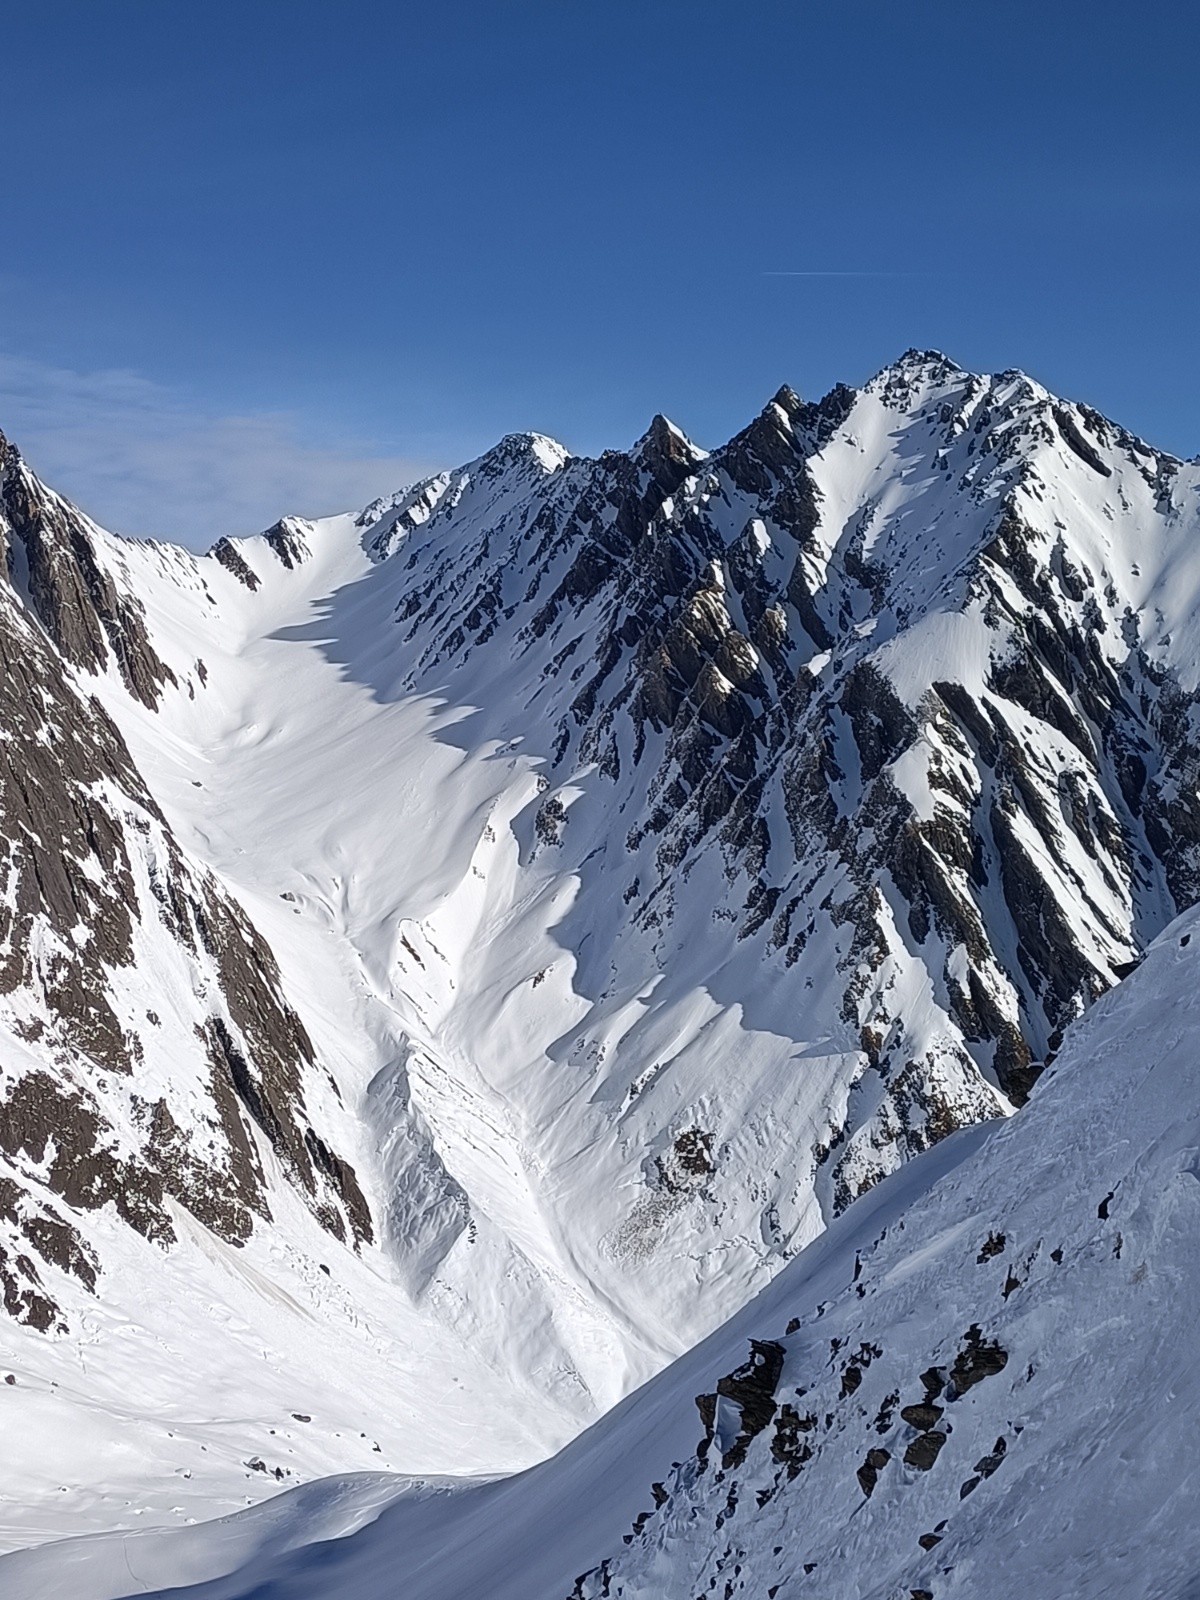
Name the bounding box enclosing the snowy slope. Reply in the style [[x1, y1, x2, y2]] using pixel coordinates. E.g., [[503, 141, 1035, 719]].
[[0, 442, 600, 1552], [3, 352, 1200, 1564], [8, 899, 1200, 1600]]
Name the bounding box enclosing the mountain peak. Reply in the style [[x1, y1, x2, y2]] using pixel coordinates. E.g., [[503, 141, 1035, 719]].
[[770, 383, 804, 417], [629, 414, 707, 497], [866, 347, 966, 398], [633, 413, 704, 465], [892, 345, 961, 374], [475, 430, 570, 480]]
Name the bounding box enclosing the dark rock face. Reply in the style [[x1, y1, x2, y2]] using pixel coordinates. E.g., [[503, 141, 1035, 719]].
[[0, 577, 154, 1077], [0, 1174, 97, 1334], [0, 1177, 96, 1291], [770, 1402, 817, 1479], [856, 1446, 890, 1496], [0, 1070, 172, 1240], [263, 517, 312, 569], [902, 1429, 946, 1470], [899, 1402, 944, 1431], [1, 431, 174, 709], [1053, 406, 1112, 477], [0, 1241, 62, 1334], [697, 1339, 786, 1468], [948, 1326, 1008, 1397], [212, 537, 262, 590]]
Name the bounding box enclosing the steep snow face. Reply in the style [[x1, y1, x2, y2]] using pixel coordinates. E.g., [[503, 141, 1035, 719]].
[[11, 903, 1199, 1600], [3, 353, 1200, 1554], [552, 906, 1200, 1600]]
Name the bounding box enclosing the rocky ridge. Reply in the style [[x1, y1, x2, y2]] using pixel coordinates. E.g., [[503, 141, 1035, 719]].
[[344, 351, 1200, 1213], [0, 432, 371, 1338]]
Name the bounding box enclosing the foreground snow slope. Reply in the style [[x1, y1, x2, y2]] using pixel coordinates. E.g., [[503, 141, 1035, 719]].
[[0, 1135, 992, 1600], [4, 350, 1200, 1553], [8, 900, 1197, 1600]]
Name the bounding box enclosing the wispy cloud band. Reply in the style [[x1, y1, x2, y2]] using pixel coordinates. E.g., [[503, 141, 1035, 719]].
[[0, 354, 436, 551], [761, 270, 933, 277]]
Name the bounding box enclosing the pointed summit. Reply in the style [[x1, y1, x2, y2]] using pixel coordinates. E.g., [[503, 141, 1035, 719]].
[[473, 430, 570, 483], [870, 348, 964, 392], [770, 383, 804, 418], [634, 413, 704, 465], [865, 349, 968, 412], [718, 381, 850, 492], [893, 346, 962, 374], [631, 413, 706, 495]]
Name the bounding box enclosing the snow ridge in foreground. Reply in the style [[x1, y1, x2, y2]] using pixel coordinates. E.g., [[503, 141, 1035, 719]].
[[11, 903, 1198, 1599]]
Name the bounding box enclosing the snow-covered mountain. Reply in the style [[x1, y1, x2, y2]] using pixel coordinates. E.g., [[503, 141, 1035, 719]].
[[2, 351, 1200, 1574]]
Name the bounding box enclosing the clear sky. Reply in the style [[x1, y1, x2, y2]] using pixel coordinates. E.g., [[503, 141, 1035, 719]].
[[2, 0, 1197, 545]]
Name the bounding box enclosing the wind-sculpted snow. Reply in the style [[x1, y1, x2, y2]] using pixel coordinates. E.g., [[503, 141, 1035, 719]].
[[2, 353, 1200, 1565]]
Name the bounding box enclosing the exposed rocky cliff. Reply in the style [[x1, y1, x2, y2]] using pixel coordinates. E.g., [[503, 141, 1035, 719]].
[[0, 433, 370, 1338]]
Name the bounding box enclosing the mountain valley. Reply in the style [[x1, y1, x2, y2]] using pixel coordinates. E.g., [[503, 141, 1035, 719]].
[[2, 350, 1200, 1596]]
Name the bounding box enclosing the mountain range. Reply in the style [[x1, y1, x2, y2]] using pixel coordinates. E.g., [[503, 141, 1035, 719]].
[[1, 350, 1199, 1597]]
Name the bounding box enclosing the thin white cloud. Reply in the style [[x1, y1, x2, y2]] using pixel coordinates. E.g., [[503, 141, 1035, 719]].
[[0, 353, 438, 551], [761, 270, 932, 277]]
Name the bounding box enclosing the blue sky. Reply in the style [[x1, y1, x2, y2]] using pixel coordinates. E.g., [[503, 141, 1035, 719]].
[[2, 0, 1197, 545]]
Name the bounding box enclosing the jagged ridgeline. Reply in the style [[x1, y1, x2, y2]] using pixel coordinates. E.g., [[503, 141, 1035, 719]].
[[353, 354, 1199, 1142], [1, 349, 1200, 1371]]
